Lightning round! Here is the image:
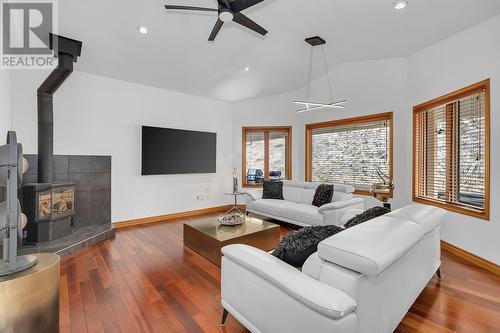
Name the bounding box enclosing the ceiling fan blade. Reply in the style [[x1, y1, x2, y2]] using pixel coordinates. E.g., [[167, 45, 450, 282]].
[[217, 0, 234, 7], [164, 5, 218, 12], [209, 19, 224, 41], [231, 0, 263, 13], [232, 13, 268, 36]]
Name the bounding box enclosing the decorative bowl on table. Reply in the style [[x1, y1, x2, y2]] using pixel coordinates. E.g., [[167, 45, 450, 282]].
[[218, 212, 246, 226]]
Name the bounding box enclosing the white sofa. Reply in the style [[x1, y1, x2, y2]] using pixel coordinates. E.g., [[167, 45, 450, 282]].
[[246, 181, 365, 227], [221, 204, 446, 333]]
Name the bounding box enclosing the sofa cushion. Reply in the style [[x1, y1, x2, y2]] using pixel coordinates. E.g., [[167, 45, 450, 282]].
[[283, 186, 303, 203], [305, 182, 320, 189], [251, 199, 294, 217], [306, 182, 355, 194], [333, 184, 355, 194], [282, 204, 324, 226], [332, 192, 350, 202], [386, 204, 446, 234], [300, 189, 316, 205], [304, 190, 351, 204], [318, 216, 425, 276], [282, 180, 308, 188], [222, 245, 357, 320]]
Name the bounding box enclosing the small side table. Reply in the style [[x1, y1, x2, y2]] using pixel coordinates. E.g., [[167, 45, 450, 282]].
[[224, 191, 247, 215], [0, 253, 60, 333]]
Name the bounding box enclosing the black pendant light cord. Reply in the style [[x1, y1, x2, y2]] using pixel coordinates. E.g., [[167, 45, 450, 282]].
[[305, 47, 314, 105], [321, 45, 335, 104], [295, 36, 346, 112], [304, 44, 336, 105]]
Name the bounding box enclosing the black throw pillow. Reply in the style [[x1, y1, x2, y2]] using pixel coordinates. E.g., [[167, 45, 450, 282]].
[[343, 206, 390, 229], [272, 206, 390, 267], [272, 225, 343, 267], [262, 181, 284, 200], [312, 184, 334, 207]]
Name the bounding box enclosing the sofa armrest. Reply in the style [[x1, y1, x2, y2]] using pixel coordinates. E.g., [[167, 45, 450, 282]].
[[319, 199, 365, 226], [246, 189, 263, 201], [222, 244, 357, 320], [319, 198, 365, 213]]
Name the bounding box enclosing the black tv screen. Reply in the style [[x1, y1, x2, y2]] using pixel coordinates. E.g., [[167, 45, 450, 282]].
[[141, 126, 217, 175]]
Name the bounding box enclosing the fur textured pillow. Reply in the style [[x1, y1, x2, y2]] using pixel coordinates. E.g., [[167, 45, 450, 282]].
[[312, 184, 334, 207], [272, 225, 343, 267], [343, 206, 390, 229], [262, 181, 284, 200], [272, 206, 391, 267]]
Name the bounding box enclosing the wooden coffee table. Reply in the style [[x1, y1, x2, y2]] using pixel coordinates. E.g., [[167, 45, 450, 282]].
[[183, 216, 280, 266]]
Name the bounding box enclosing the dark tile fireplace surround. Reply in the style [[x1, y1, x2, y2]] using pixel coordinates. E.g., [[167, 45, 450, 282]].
[[2, 35, 116, 258], [19, 154, 115, 257]]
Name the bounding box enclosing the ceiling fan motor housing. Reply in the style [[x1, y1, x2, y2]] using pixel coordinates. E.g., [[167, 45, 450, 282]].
[[219, 8, 234, 22]]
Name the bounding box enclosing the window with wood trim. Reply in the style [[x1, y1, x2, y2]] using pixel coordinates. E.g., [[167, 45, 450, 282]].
[[413, 79, 490, 220], [305, 112, 393, 194], [242, 127, 292, 187]]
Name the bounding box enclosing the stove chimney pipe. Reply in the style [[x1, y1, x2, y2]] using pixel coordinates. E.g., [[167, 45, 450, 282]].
[[37, 34, 82, 183]]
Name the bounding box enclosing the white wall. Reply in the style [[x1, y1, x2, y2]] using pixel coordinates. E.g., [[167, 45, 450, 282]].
[[232, 15, 500, 264], [10, 70, 233, 222], [231, 89, 302, 187], [7, 14, 499, 263], [407, 15, 500, 264], [232, 57, 409, 209], [0, 70, 12, 139]]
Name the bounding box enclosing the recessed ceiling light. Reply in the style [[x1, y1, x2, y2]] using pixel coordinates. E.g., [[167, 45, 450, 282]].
[[394, 1, 408, 10], [244, 66, 250, 72], [138, 26, 148, 34]]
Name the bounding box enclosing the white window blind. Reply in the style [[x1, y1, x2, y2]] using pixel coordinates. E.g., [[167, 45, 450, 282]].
[[414, 91, 487, 210], [311, 119, 391, 190]]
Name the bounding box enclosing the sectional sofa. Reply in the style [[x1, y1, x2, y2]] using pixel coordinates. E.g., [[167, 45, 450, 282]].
[[246, 181, 365, 227], [221, 204, 446, 333]]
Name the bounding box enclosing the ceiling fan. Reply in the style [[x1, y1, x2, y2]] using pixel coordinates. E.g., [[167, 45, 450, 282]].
[[164, 0, 268, 41]]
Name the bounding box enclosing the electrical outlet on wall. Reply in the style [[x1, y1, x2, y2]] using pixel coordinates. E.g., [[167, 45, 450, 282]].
[[195, 189, 211, 201]]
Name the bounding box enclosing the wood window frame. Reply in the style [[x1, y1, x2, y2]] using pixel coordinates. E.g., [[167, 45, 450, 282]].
[[412, 79, 490, 220], [305, 112, 394, 196], [242, 126, 293, 188]]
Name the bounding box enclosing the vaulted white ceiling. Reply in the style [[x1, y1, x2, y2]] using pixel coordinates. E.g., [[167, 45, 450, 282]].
[[59, 0, 500, 101]]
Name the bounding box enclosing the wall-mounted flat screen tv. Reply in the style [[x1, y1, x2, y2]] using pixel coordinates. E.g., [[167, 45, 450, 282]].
[[141, 126, 217, 175]]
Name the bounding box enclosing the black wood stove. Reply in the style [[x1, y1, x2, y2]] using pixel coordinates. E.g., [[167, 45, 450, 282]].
[[22, 34, 82, 243], [23, 182, 75, 242]]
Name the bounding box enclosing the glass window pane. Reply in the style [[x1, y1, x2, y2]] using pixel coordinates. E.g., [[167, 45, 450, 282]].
[[413, 83, 489, 218], [311, 120, 390, 189], [425, 108, 447, 201], [458, 94, 485, 208], [269, 131, 289, 180], [245, 131, 265, 184]]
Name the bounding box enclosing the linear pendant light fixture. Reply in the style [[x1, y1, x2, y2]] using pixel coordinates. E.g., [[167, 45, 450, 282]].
[[294, 36, 346, 113]]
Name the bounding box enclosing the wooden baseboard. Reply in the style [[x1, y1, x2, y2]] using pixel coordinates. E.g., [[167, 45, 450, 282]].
[[441, 241, 500, 276], [113, 205, 246, 229]]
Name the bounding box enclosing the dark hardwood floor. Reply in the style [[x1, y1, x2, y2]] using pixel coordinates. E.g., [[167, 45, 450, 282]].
[[60, 213, 500, 333]]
